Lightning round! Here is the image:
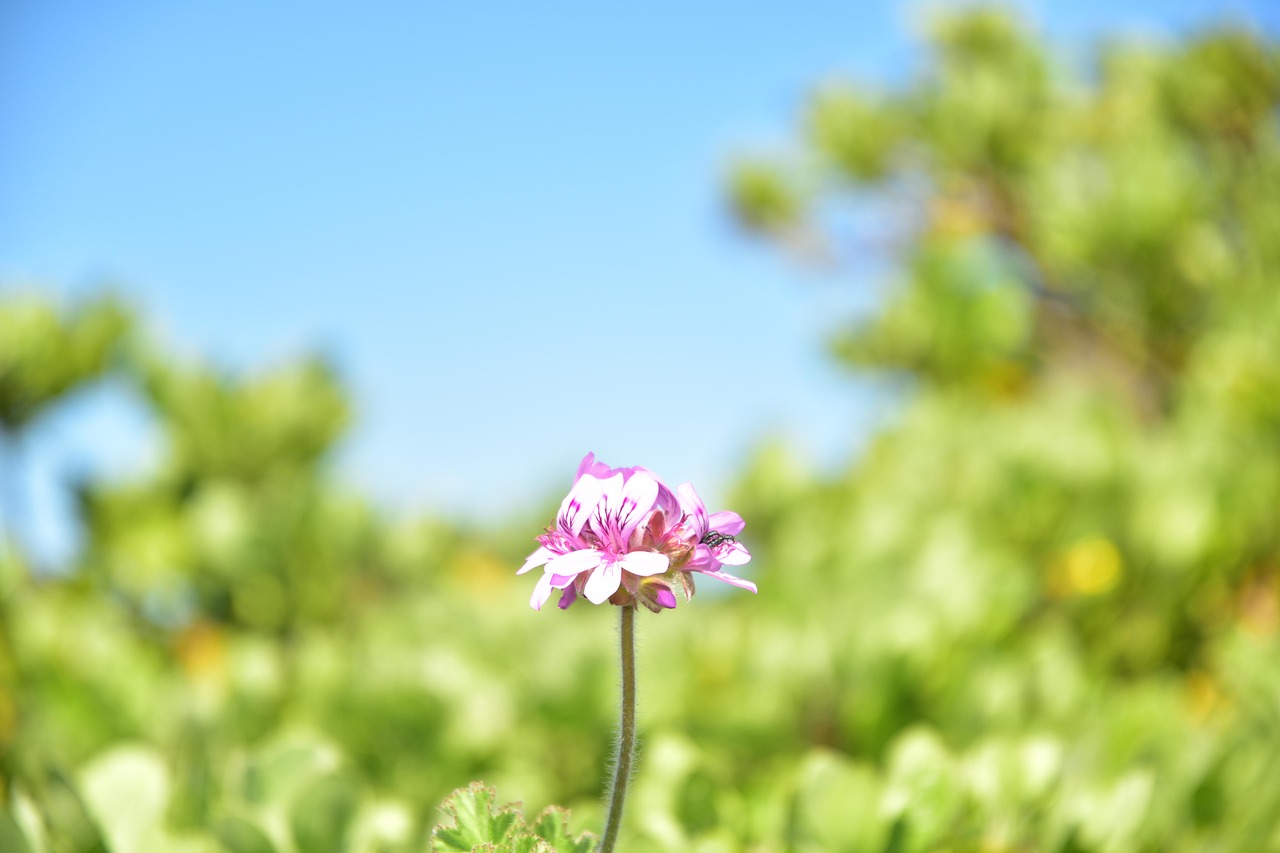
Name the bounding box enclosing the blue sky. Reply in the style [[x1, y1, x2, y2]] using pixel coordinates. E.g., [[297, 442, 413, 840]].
[[2, 0, 1275, 563]]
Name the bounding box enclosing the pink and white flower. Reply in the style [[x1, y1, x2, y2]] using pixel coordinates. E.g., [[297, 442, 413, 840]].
[[519, 453, 757, 611]]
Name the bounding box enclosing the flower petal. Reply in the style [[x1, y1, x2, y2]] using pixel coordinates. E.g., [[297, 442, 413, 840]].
[[530, 573, 555, 610], [517, 545, 554, 575], [677, 483, 709, 537], [707, 511, 745, 537], [701, 569, 758, 594], [653, 479, 681, 520], [589, 474, 625, 537], [713, 541, 751, 566], [584, 559, 623, 604], [620, 550, 669, 577], [574, 452, 597, 483], [684, 543, 718, 570], [617, 472, 659, 533], [559, 475, 605, 537], [546, 548, 604, 578], [558, 585, 579, 610]]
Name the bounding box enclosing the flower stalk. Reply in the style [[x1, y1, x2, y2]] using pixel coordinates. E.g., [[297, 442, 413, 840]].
[[516, 454, 758, 850], [598, 604, 637, 853]]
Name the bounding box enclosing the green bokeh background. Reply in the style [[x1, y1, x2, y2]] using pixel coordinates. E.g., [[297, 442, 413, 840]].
[[4, 9, 1280, 851]]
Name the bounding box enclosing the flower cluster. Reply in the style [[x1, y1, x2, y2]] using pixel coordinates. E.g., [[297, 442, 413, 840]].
[[518, 453, 756, 612]]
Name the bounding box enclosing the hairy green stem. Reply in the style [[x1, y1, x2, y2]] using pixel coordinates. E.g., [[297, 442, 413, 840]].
[[598, 604, 636, 853]]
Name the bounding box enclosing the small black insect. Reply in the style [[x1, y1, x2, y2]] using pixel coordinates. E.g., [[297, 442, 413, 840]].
[[701, 531, 735, 549]]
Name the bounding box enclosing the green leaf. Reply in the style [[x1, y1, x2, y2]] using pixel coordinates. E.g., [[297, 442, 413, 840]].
[[430, 784, 589, 853], [727, 160, 804, 234], [291, 773, 360, 853], [26, 770, 110, 853], [0, 293, 130, 432], [431, 783, 524, 852], [76, 746, 171, 852], [790, 750, 888, 851], [530, 806, 596, 853], [214, 814, 277, 853], [507, 837, 554, 853], [0, 809, 34, 853], [881, 729, 965, 849]]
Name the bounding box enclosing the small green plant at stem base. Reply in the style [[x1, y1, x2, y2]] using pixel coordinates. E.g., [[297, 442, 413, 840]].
[[430, 782, 595, 853]]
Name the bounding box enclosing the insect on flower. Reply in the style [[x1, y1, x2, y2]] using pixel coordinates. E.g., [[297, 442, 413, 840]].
[[701, 531, 735, 549]]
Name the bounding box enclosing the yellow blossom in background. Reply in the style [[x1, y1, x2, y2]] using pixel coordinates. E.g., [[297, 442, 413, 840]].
[[1048, 538, 1123, 598]]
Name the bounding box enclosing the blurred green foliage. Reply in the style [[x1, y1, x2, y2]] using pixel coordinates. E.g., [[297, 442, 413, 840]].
[[0, 294, 130, 433], [3, 8, 1280, 851]]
